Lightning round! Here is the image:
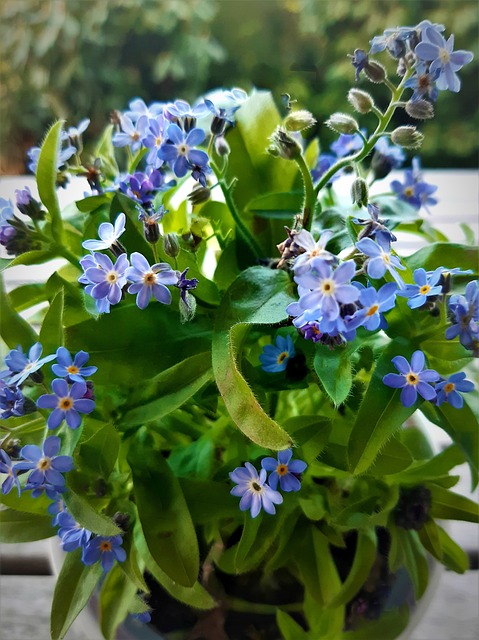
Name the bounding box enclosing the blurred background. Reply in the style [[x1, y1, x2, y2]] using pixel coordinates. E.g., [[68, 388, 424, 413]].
[[0, 0, 478, 174]]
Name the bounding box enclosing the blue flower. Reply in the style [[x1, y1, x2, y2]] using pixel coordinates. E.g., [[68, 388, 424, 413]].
[[112, 115, 148, 152], [175, 268, 199, 309], [259, 335, 296, 373], [399, 268, 443, 309], [369, 27, 414, 58], [84, 253, 130, 307], [391, 166, 438, 214], [82, 535, 126, 572], [229, 462, 283, 518], [0, 450, 21, 495], [294, 259, 359, 322], [223, 88, 248, 108], [51, 347, 97, 383], [82, 213, 126, 252], [383, 350, 440, 407], [436, 372, 474, 409], [4, 342, 56, 386], [373, 137, 405, 172], [132, 611, 152, 624], [311, 153, 343, 184], [349, 49, 369, 81], [126, 252, 178, 310], [0, 198, 16, 247], [292, 229, 336, 276], [158, 124, 209, 179], [415, 27, 474, 93], [57, 511, 92, 552], [404, 62, 439, 102], [142, 116, 168, 168], [0, 381, 26, 419], [124, 98, 164, 122], [27, 132, 76, 174], [356, 231, 406, 288], [37, 379, 96, 430], [47, 497, 67, 525], [14, 436, 74, 491], [446, 280, 479, 352], [67, 118, 90, 140], [261, 449, 307, 492], [331, 133, 364, 158], [163, 100, 209, 131], [349, 282, 398, 331], [118, 170, 169, 207]]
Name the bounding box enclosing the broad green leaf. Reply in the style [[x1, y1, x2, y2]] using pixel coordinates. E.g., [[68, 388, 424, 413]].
[[179, 478, 238, 523], [119, 527, 149, 592], [421, 401, 478, 490], [326, 528, 377, 608], [77, 422, 120, 480], [348, 339, 418, 475], [0, 508, 55, 542], [212, 267, 295, 449], [99, 564, 137, 640], [75, 194, 112, 213], [39, 288, 64, 355], [276, 610, 310, 640], [134, 521, 215, 609], [51, 548, 103, 640], [94, 124, 119, 179], [296, 526, 342, 607], [120, 352, 213, 427], [313, 342, 354, 406], [341, 605, 410, 640], [0, 486, 51, 515], [246, 191, 303, 219], [168, 437, 214, 479], [64, 487, 121, 536], [436, 525, 469, 573], [128, 429, 199, 587], [8, 283, 47, 312], [0, 249, 56, 272], [429, 485, 479, 523], [0, 274, 38, 348], [420, 334, 473, 375], [368, 437, 413, 476], [234, 513, 263, 572], [283, 416, 332, 464], [37, 120, 64, 244], [405, 242, 479, 274], [391, 444, 464, 484], [418, 519, 443, 561]]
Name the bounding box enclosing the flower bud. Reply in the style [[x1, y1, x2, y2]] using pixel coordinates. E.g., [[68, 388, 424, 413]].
[[215, 135, 230, 157], [391, 126, 424, 149], [163, 232, 180, 258], [187, 185, 211, 206], [15, 188, 45, 221], [405, 99, 434, 120], [268, 126, 302, 160], [364, 60, 387, 83], [347, 89, 374, 114], [284, 109, 316, 132], [325, 113, 359, 135], [351, 177, 369, 207]]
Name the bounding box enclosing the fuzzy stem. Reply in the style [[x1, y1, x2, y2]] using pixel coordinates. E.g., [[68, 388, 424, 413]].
[[294, 153, 316, 232]]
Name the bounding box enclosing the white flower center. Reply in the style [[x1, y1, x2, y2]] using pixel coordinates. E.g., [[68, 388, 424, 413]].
[[143, 271, 157, 286], [438, 48, 450, 64], [177, 143, 189, 156], [248, 479, 264, 494], [320, 279, 335, 296], [37, 457, 52, 471], [106, 271, 118, 283]]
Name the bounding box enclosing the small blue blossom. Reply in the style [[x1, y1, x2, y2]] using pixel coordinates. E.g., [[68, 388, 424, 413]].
[[223, 88, 248, 108], [51, 347, 97, 383], [57, 511, 92, 552], [27, 132, 76, 174], [349, 49, 369, 81], [175, 267, 199, 310], [261, 449, 307, 492], [0, 381, 26, 419], [436, 372, 474, 409], [415, 27, 474, 93], [142, 116, 168, 168], [399, 268, 443, 309], [353, 202, 397, 243], [126, 252, 178, 310], [391, 167, 438, 214], [37, 379, 96, 430], [4, 342, 56, 386], [446, 280, 479, 353], [369, 27, 414, 58], [14, 436, 74, 491], [349, 282, 398, 331], [47, 497, 67, 525], [112, 115, 148, 152], [82, 535, 126, 572], [118, 170, 169, 208], [158, 124, 209, 179], [259, 335, 296, 373], [383, 350, 440, 407], [311, 153, 343, 184], [0, 198, 16, 247], [82, 213, 126, 252], [78, 253, 113, 314], [163, 100, 209, 131], [292, 229, 336, 275], [404, 62, 439, 102], [84, 253, 130, 307], [331, 133, 364, 158], [124, 98, 164, 122], [373, 137, 405, 173], [356, 231, 406, 288], [67, 118, 90, 140], [131, 611, 152, 624], [229, 462, 283, 518], [0, 450, 21, 495]]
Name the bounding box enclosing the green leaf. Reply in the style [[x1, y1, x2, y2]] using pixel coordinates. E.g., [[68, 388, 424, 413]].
[[120, 352, 213, 427], [276, 610, 310, 640], [246, 191, 303, 219], [418, 519, 443, 561], [348, 339, 418, 475], [0, 486, 50, 515], [179, 478, 239, 524], [168, 437, 214, 479], [284, 416, 332, 464], [327, 528, 377, 608], [8, 283, 47, 312], [128, 429, 199, 587], [119, 527, 149, 592], [134, 521, 215, 610], [391, 444, 464, 485], [39, 288, 64, 355], [429, 485, 479, 523], [212, 267, 295, 449], [37, 120, 64, 244], [51, 548, 103, 640], [313, 342, 354, 406], [77, 422, 120, 480], [297, 526, 342, 606], [0, 274, 38, 348], [99, 564, 137, 640], [0, 508, 55, 542], [421, 401, 478, 490], [0, 249, 56, 272], [64, 487, 121, 536], [436, 525, 469, 573], [368, 437, 413, 476], [405, 243, 479, 274], [75, 194, 112, 213], [235, 513, 263, 571]]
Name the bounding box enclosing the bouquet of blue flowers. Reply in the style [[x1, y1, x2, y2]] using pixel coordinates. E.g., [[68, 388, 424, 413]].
[[0, 18, 477, 640]]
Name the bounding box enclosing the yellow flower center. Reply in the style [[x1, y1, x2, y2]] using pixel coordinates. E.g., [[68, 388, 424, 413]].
[[67, 365, 80, 375], [277, 351, 289, 365], [100, 541, 112, 552], [277, 464, 289, 477], [58, 396, 73, 411], [106, 271, 118, 283], [419, 284, 431, 295], [37, 457, 52, 471], [382, 253, 391, 264], [444, 382, 455, 393], [366, 304, 379, 317], [406, 373, 419, 386], [404, 187, 415, 198]]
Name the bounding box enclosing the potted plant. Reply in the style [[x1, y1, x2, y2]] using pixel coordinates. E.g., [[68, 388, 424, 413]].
[[0, 18, 477, 640]]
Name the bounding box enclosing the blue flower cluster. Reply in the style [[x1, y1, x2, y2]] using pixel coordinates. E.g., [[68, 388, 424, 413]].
[[391, 157, 438, 214], [446, 280, 479, 355], [230, 449, 307, 518], [383, 349, 474, 408]]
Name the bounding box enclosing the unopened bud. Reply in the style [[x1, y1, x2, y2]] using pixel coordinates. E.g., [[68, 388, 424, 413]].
[[391, 126, 424, 149], [188, 185, 211, 205], [163, 232, 180, 258], [351, 177, 369, 207], [15, 188, 45, 221], [268, 126, 302, 160], [364, 60, 387, 83], [347, 89, 374, 114], [325, 113, 359, 135], [284, 109, 316, 132], [405, 99, 434, 120], [215, 135, 230, 157]]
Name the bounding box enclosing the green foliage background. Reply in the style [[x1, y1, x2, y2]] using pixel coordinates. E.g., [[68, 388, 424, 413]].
[[1, 0, 477, 172]]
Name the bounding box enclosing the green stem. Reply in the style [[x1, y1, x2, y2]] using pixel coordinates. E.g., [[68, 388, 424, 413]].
[[151, 242, 159, 264], [294, 153, 316, 232], [314, 68, 414, 196], [56, 246, 81, 269], [225, 597, 303, 615]]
